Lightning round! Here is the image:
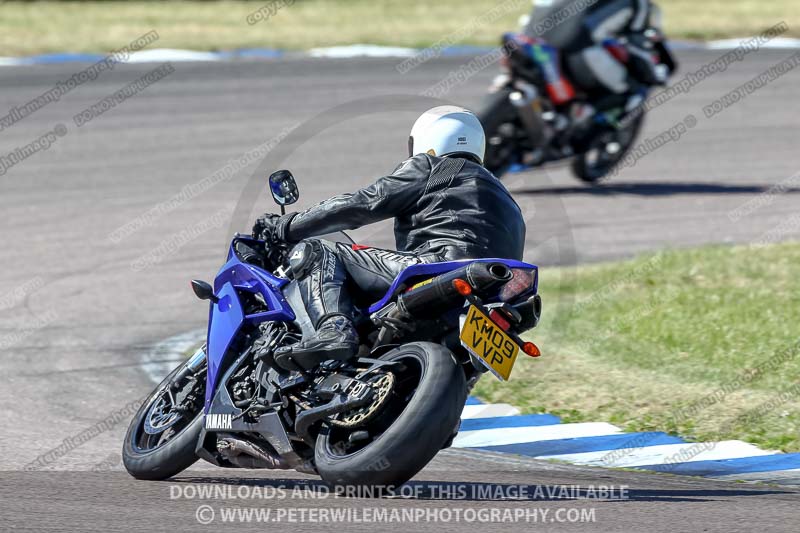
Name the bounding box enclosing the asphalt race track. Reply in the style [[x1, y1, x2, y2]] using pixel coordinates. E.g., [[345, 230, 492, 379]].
[[1, 50, 799, 531]]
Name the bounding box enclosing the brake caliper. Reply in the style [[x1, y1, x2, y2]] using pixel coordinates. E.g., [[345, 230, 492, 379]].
[[328, 373, 395, 428]]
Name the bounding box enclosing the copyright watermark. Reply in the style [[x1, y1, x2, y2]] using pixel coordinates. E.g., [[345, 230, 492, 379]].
[[0, 124, 67, 176], [246, 0, 295, 25], [170, 482, 629, 501], [193, 505, 597, 524]]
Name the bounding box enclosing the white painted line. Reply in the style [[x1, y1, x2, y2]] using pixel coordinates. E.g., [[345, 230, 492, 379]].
[[308, 44, 418, 58], [707, 37, 800, 50], [461, 403, 520, 419], [126, 49, 224, 63], [540, 440, 772, 468], [453, 422, 622, 448]]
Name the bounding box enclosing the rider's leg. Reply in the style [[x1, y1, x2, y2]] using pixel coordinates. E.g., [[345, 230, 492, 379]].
[[275, 238, 358, 370], [332, 244, 430, 298], [276, 240, 431, 370], [563, 0, 641, 108], [571, 45, 629, 96]]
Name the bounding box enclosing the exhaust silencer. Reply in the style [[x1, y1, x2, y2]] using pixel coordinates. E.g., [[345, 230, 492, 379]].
[[217, 435, 290, 470], [397, 262, 512, 318]]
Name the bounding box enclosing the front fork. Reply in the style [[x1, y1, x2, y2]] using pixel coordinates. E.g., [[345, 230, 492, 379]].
[[507, 79, 551, 151], [169, 344, 207, 393]]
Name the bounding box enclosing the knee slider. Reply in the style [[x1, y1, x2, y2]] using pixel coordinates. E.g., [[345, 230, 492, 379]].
[[288, 239, 322, 279]]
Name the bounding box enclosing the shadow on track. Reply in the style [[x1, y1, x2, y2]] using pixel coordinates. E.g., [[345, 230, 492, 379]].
[[510, 182, 800, 197], [172, 476, 794, 503]]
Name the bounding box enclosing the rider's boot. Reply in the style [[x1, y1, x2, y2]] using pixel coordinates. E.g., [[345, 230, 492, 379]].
[[274, 314, 359, 371]]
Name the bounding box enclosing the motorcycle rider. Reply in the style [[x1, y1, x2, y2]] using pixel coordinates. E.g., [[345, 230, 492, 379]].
[[253, 106, 526, 370], [523, 0, 667, 109]]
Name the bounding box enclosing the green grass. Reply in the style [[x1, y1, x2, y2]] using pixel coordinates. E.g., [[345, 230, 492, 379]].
[[1, 0, 798, 56], [474, 242, 800, 452]]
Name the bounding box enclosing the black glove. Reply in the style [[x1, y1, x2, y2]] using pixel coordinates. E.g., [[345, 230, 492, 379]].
[[252, 213, 295, 244], [252, 213, 279, 241]]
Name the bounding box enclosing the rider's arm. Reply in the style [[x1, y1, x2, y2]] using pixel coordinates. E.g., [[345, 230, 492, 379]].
[[284, 154, 432, 242]]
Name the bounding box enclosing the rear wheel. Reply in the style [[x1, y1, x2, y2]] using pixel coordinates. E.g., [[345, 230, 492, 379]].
[[477, 88, 520, 178], [314, 342, 466, 487], [122, 351, 206, 480]]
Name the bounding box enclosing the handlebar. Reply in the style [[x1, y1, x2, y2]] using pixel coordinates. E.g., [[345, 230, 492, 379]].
[[234, 229, 355, 273]]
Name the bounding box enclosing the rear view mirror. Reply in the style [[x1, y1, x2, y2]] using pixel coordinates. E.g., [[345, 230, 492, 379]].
[[268, 170, 299, 209], [190, 279, 218, 303]]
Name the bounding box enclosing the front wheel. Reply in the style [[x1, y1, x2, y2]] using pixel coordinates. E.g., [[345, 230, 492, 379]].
[[122, 348, 206, 480], [571, 113, 645, 183], [314, 342, 467, 487]]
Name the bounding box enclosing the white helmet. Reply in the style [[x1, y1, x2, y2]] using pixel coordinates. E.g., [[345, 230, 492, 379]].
[[408, 106, 486, 165]]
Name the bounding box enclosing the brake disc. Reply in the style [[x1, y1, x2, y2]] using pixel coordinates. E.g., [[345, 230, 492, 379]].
[[328, 373, 395, 429], [143, 393, 181, 435]]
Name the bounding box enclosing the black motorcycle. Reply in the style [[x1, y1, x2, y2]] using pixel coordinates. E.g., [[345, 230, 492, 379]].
[[478, 29, 676, 182]]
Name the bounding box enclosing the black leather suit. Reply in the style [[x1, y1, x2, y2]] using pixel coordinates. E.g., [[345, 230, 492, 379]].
[[525, 0, 657, 96], [283, 154, 526, 327], [525, 0, 651, 52]]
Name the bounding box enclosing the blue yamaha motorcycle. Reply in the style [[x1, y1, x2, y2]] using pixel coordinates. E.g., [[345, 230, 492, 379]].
[[123, 170, 543, 487]]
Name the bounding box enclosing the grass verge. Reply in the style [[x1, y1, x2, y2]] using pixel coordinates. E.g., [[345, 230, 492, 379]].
[[1, 1, 798, 56], [474, 241, 800, 453]]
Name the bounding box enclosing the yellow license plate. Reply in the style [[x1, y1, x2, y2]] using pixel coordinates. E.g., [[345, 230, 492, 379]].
[[459, 305, 519, 381]]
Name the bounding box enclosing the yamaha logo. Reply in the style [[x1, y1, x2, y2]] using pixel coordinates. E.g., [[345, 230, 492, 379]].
[[205, 413, 233, 429]]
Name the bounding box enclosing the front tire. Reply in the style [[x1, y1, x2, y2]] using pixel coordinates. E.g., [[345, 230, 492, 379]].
[[314, 342, 467, 487], [123, 357, 206, 480], [572, 113, 645, 183]]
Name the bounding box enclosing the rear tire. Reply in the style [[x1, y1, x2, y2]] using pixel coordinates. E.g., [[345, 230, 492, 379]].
[[477, 88, 519, 178], [123, 362, 205, 480], [314, 342, 467, 487]]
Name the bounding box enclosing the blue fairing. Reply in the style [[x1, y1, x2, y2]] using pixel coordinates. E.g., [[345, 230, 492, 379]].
[[205, 282, 243, 410], [204, 239, 296, 412], [203, 237, 538, 412]]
